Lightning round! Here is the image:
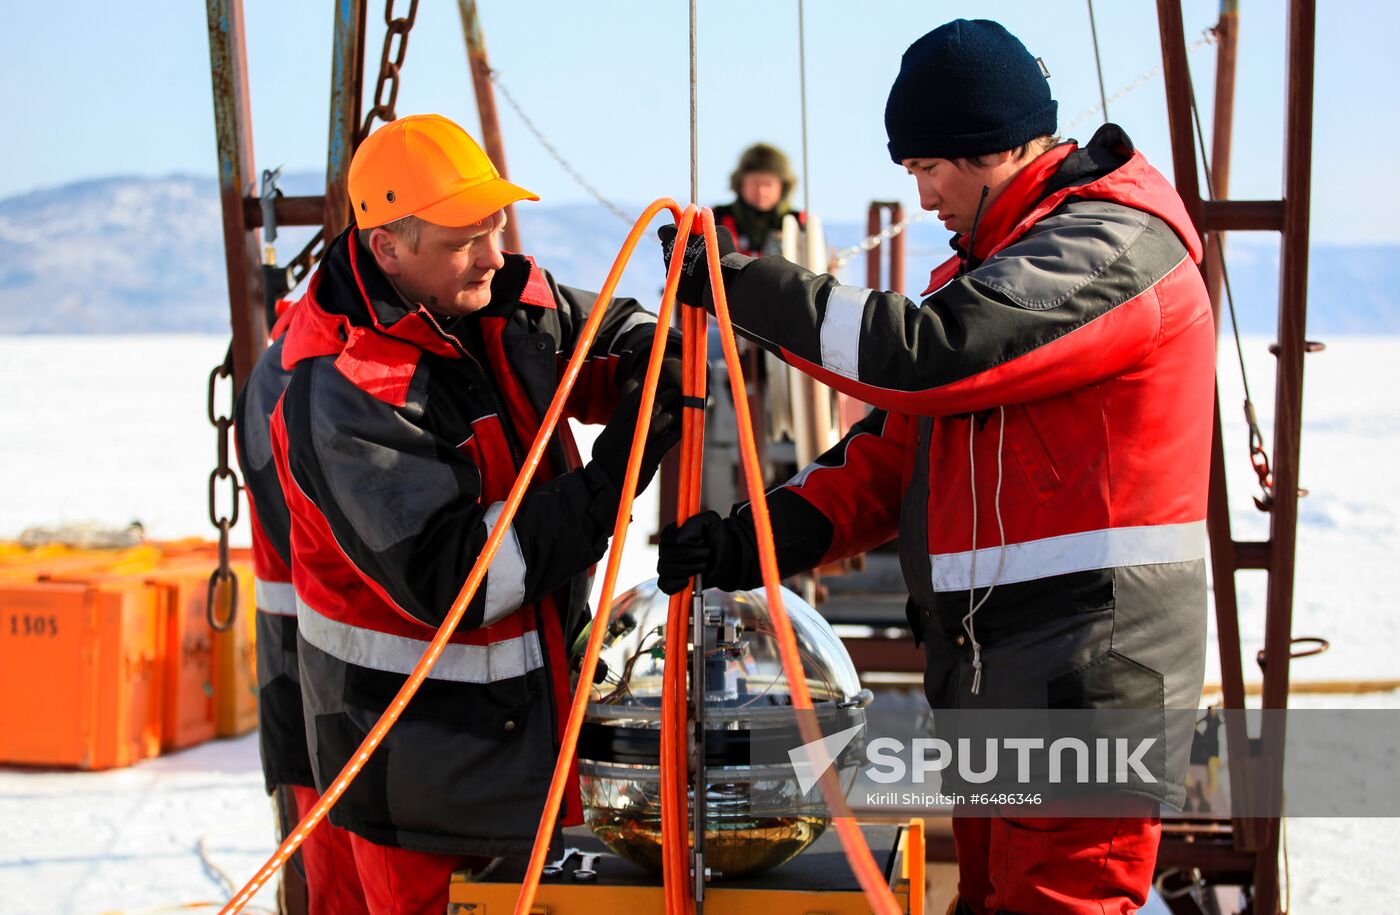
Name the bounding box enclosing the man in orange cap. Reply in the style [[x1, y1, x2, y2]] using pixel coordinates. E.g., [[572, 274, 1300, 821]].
[[266, 113, 683, 913]]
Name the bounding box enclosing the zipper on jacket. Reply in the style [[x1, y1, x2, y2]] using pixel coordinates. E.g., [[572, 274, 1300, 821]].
[[417, 309, 528, 468]]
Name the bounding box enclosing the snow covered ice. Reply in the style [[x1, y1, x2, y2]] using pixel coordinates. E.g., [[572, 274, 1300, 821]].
[[0, 334, 1396, 913]]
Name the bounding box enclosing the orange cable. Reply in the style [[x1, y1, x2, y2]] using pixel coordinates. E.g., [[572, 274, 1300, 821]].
[[512, 201, 696, 914], [701, 208, 903, 914], [658, 289, 709, 912], [219, 197, 683, 915]]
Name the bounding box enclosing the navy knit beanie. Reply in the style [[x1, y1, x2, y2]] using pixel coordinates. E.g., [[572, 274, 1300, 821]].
[[885, 19, 1057, 163]]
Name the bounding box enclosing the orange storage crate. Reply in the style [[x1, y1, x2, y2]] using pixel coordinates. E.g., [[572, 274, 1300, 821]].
[[0, 580, 164, 769], [148, 568, 220, 750], [213, 576, 259, 739], [146, 555, 258, 742], [0, 543, 163, 583]]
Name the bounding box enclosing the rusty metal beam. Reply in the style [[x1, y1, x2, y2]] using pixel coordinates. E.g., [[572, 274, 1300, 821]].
[[889, 203, 906, 294], [1195, 3, 1258, 868], [206, 0, 267, 391], [244, 195, 328, 228], [1201, 199, 1285, 231], [1260, 0, 1315, 715], [865, 204, 882, 290], [1230, 540, 1273, 570], [325, 0, 367, 240], [1155, 0, 1204, 232], [458, 0, 522, 252], [1205, 0, 1240, 313], [1252, 2, 1317, 911], [864, 202, 906, 294], [841, 637, 924, 676]]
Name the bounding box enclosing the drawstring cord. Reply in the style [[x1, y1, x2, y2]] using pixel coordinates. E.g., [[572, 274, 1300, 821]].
[[957, 185, 992, 278], [962, 404, 1007, 695]]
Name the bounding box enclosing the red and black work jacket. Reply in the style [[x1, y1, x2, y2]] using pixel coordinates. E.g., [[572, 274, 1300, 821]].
[[713, 125, 1215, 809], [712, 202, 806, 258], [234, 305, 314, 792], [270, 228, 672, 855]]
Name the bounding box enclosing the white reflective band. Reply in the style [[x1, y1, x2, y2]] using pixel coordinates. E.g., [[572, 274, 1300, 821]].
[[608, 311, 658, 350], [819, 286, 872, 380], [931, 521, 1207, 592], [296, 596, 543, 683], [255, 578, 297, 616], [786, 461, 823, 488], [481, 502, 528, 625]]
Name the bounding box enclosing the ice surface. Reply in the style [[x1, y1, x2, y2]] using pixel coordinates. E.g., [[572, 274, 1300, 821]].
[[0, 334, 1395, 912]]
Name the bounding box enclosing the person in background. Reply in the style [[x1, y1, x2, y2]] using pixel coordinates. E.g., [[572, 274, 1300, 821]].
[[713, 142, 805, 258]]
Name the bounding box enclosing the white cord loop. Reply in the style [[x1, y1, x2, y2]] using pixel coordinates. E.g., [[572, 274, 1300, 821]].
[[963, 405, 1007, 695]]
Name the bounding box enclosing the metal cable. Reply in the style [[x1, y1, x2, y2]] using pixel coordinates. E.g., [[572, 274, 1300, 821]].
[[1062, 27, 1218, 133], [1087, 0, 1110, 122], [797, 0, 811, 217], [488, 71, 631, 223], [690, 0, 698, 204], [1184, 43, 1274, 502]]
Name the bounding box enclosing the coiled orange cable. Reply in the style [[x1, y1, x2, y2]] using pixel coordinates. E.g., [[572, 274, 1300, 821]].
[[657, 262, 709, 913]]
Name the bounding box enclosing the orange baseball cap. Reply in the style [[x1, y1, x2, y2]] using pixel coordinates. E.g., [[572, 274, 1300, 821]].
[[348, 113, 539, 230]]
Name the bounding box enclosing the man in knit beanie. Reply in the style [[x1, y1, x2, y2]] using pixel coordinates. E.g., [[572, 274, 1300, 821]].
[[661, 18, 1213, 914]]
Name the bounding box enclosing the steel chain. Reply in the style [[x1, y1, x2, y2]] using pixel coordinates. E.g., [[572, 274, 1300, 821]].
[[831, 28, 1220, 271], [206, 345, 241, 632], [204, 0, 424, 635], [360, 0, 420, 139], [285, 229, 327, 289], [832, 213, 925, 270], [489, 69, 632, 223]]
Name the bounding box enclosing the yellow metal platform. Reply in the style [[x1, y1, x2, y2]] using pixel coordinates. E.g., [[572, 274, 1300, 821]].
[[447, 820, 924, 914]]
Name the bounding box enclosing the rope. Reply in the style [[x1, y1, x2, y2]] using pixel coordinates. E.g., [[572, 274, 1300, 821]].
[[489, 71, 632, 223], [198, 836, 236, 898], [1086, 0, 1110, 122], [832, 28, 1220, 273]]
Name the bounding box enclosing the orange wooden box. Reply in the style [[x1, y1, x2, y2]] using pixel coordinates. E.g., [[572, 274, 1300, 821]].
[[0, 543, 164, 583], [145, 556, 259, 742], [0, 580, 164, 770], [149, 568, 220, 751]]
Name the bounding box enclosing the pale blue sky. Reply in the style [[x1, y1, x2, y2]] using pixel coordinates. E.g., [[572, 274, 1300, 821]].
[[3, 1, 1394, 242]]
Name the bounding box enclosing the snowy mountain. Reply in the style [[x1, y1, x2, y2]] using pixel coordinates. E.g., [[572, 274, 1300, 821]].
[[1, 174, 1395, 334]]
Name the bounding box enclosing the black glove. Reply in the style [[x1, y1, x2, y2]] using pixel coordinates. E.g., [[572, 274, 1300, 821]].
[[656, 510, 759, 595], [658, 223, 736, 309], [627, 351, 684, 396], [590, 380, 683, 497]]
